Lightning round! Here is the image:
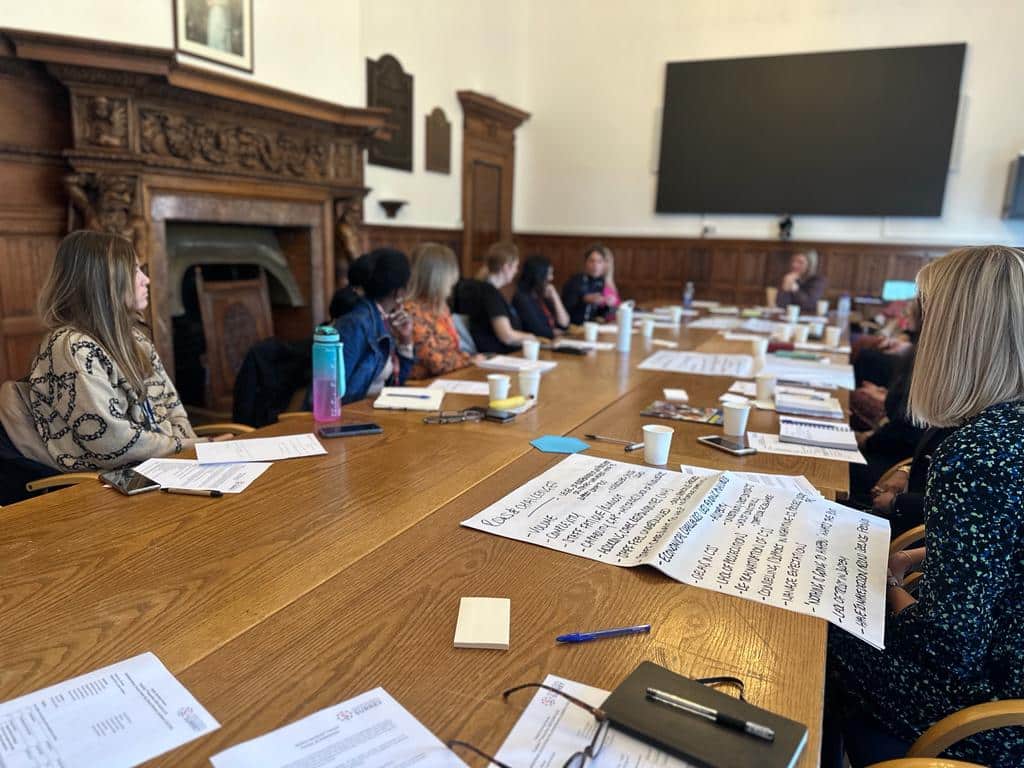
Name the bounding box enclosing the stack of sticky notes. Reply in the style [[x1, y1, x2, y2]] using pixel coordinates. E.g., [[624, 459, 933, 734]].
[[454, 597, 511, 650]]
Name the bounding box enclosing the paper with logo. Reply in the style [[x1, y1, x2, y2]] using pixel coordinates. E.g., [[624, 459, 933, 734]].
[[210, 688, 466, 768], [0, 652, 218, 768], [490, 674, 697, 768], [679, 463, 822, 498], [462, 454, 888, 648], [134, 458, 271, 493], [195, 433, 327, 465], [637, 351, 754, 377]]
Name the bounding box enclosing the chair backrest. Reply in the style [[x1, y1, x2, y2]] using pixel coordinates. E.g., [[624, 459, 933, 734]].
[[196, 268, 274, 414], [451, 312, 477, 355]]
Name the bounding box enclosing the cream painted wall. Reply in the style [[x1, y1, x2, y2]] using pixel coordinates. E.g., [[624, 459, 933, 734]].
[[359, 0, 528, 227], [3, 0, 364, 108], [516, 0, 1024, 245]]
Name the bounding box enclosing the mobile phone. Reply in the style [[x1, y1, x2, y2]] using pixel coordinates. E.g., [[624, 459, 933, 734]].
[[100, 467, 161, 496], [484, 409, 516, 423], [317, 423, 383, 438], [697, 434, 758, 456], [552, 346, 588, 356]]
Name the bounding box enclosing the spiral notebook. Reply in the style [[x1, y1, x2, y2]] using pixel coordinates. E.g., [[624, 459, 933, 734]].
[[601, 662, 807, 768], [778, 415, 857, 451]]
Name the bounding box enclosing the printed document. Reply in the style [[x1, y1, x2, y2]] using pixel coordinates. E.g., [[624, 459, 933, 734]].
[[462, 454, 888, 647], [134, 458, 271, 493], [747, 432, 867, 464], [475, 356, 558, 373], [762, 357, 855, 390], [210, 688, 465, 768], [686, 317, 742, 330], [679, 463, 821, 497], [638, 351, 754, 377], [0, 652, 218, 768], [428, 379, 490, 396], [196, 433, 326, 465], [491, 674, 694, 768]]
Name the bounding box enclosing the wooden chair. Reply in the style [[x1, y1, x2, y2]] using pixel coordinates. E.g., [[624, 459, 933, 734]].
[[195, 268, 274, 415], [866, 700, 1024, 767], [194, 423, 255, 436], [277, 411, 312, 421], [25, 472, 98, 493], [877, 457, 913, 490]]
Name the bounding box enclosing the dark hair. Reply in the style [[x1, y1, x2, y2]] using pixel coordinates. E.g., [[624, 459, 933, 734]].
[[584, 243, 609, 262], [347, 252, 375, 289], [362, 248, 410, 301], [518, 255, 552, 296]]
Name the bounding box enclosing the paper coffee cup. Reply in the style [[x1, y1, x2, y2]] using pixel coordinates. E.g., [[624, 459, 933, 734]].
[[793, 325, 810, 344], [522, 339, 540, 361], [749, 338, 769, 357], [518, 369, 541, 400], [642, 424, 674, 465], [777, 324, 795, 342], [487, 374, 510, 401], [816, 299, 830, 317], [642, 319, 655, 338], [765, 287, 779, 307], [583, 322, 599, 342], [669, 306, 684, 325], [825, 326, 842, 348], [722, 403, 751, 436], [809, 322, 824, 338], [786, 304, 800, 323], [756, 373, 777, 402]]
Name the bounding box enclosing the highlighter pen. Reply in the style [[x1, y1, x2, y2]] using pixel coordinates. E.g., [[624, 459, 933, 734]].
[[556, 623, 651, 644]]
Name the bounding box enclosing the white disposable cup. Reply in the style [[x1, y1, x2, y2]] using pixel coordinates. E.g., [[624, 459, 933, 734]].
[[642, 424, 674, 465], [810, 322, 825, 338], [642, 319, 655, 338], [583, 322, 599, 342], [777, 324, 795, 342], [487, 374, 510, 401], [756, 373, 777, 402], [669, 306, 684, 325], [793, 325, 811, 344], [825, 326, 842, 348], [765, 286, 779, 307], [786, 304, 801, 323], [816, 299, 830, 317], [722, 403, 752, 437], [518, 369, 541, 400], [521, 339, 540, 361], [749, 337, 769, 357]]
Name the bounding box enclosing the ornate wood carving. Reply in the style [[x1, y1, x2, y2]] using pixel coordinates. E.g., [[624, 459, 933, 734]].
[[366, 54, 412, 171], [75, 94, 129, 148], [425, 107, 450, 174], [63, 172, 147, 259]]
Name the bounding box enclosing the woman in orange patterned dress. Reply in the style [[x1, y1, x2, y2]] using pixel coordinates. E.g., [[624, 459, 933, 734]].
[[405, 242, 474, 380]]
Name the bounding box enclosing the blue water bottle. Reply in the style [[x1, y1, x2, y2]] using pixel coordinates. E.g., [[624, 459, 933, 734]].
[[682, 281, 695, 309], [312, 325, 345, 422]]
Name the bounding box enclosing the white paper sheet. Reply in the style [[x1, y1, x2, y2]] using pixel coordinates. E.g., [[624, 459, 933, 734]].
[[795, 342, 852, 354], [649, 339, 679, 348], [427, 379, 491, 396], [0, 652, 218, 768], [663, 388, 689, 401], [553, 339, 616, 351], [762, 357, 855, 390], [747, 432, 867, 464], [679, 463, 821, 497], [475, 355, 558, 373], [462, 455, 889, 647], [134, 458, 271, 493], [686, 317, 743, 330], [373, 386, 445, 411], [210, 688, 465, 768], [739, 318, 789, 334], [722, 332, 769, 342], [638, 351, 754, 377], [491, 674, 696, 768], [195, 433, 326, 465], [690, 300, 720, 308]]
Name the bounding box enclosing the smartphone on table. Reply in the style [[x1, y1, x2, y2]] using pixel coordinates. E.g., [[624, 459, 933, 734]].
[[100, 467, 161, 496], [317, 423, 383, 438], [697, 434, 757, 456]]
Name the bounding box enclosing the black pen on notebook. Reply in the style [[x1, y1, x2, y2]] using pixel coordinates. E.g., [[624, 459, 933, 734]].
[[645, 687, 775, 742], [161, 488, 223, 498]]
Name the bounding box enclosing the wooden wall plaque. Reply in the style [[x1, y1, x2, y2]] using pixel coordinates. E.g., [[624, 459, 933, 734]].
[[366, 54, 413, 171], [425, 107, 450, 174]]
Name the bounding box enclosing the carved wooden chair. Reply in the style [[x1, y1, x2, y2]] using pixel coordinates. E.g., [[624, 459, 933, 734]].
[[195, 268, 274, 415]]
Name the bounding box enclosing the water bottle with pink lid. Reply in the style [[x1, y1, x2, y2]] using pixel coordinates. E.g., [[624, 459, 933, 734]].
[[312, 325, 345, 422]]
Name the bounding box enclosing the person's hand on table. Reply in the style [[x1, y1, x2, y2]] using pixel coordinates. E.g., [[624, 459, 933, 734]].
[[210, 433, 234, 442]]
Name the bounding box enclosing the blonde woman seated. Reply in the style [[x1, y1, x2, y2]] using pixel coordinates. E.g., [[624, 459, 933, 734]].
[[0, 230, 212, 473], [405, 242, 478, 379], [776, 249, 827, 313]]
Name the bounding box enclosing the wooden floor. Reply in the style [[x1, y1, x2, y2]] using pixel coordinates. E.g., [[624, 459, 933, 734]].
[[0, 321, 849, 767]]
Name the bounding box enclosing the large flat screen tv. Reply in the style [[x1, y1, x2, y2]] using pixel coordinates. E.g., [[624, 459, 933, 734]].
[[655, 44, 966, 216]]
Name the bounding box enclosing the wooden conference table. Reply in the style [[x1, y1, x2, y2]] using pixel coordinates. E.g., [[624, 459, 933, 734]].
[[0, 318, 851, 767]]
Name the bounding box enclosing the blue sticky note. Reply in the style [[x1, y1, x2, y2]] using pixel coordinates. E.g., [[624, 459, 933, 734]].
[[531, 435, 590, 454]]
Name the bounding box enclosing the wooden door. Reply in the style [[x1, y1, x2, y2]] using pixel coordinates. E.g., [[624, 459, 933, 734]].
[[458, 91, 529, 276]]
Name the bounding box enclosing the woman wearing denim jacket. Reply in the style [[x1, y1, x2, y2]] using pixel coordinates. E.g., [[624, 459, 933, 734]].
[[334, 249, 414, 404]]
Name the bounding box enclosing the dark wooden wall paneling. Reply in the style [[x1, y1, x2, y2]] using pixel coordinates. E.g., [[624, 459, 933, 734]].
[[363, 225, 950, 305]]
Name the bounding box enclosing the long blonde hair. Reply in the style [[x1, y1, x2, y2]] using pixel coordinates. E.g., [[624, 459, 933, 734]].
[[476, 241, 519, 280], [408, 242, 459, 312], [908, 245, 1024, 427], [39, 230, 153, 395]]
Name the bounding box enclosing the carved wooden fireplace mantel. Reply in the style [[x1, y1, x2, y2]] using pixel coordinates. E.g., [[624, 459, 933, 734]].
[[0, 29, 390, 373]]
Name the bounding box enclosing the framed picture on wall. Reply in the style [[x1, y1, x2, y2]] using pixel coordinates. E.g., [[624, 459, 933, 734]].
[[174, 0, 254, 72]]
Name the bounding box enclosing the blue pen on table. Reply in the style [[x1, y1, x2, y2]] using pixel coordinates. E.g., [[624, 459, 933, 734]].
[[556, 623, 651, 644], [389, 393, 432, 399]]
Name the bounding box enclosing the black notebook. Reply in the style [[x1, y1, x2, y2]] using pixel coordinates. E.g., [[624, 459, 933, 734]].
[[601, 662, 807, 768]]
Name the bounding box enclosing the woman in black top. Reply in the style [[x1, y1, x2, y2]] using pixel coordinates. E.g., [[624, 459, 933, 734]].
[[562, 244, 612, 325], [512, 256, 570, 339], [776, 250, 827, 313], [450, 241, 535, 354]]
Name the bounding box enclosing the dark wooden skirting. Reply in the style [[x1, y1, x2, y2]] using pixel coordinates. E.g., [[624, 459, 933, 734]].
[[362, 224, 951, 305]]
